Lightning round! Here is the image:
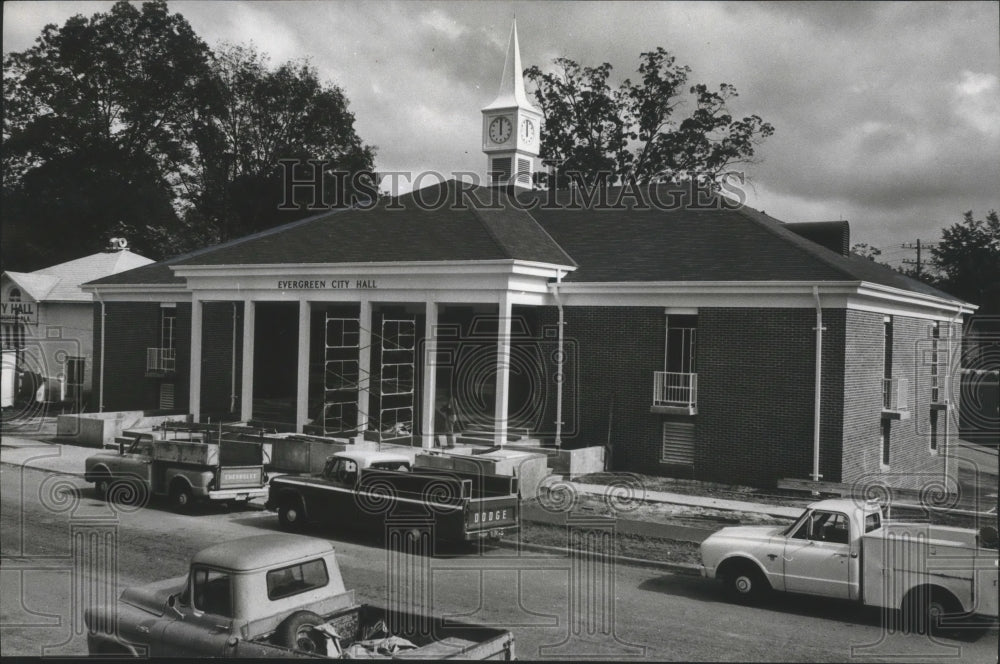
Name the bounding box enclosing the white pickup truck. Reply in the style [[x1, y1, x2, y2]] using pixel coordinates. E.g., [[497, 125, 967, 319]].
[[700, 499, 998, 632]]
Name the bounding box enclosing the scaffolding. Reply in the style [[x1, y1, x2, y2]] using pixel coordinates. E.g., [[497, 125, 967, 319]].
[[322, 315, 360, 436], [378, 317, 415, 443]]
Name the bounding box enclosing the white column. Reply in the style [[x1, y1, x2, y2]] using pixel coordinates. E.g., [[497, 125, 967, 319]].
[[421, 300, 439, 449], [357, 299, 372, 434], [240, 300, 255, 422], [494, 294, 512, 447], [295, 301, 311, 432], [189, 297, 203, 422]]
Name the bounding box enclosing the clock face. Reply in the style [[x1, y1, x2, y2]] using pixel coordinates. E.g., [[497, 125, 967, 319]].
[[489, 116, 512, 143], [521, 118, 535, 142]]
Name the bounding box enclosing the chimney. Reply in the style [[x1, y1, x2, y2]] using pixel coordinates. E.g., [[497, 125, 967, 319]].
[[784, 221, 850, 256]]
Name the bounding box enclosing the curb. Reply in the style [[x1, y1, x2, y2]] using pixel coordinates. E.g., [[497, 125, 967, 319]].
[[493, 538, 702, 576], [0, 459, 85, 479]]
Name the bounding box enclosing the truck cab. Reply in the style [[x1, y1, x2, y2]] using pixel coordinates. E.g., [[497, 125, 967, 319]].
[[322, 450, 412, 486]]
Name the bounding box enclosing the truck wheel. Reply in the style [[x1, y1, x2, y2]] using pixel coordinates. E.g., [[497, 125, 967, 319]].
[[724, 566, 768, 603], [94, 475, 111, 499], [274, 610, 325, 653], [278, 497, 306, 532], [902, 587, 959, 636], [169, 483, 194, 513]]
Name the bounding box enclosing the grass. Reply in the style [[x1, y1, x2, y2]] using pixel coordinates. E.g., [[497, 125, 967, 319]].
[[515, 521, 702, 566]]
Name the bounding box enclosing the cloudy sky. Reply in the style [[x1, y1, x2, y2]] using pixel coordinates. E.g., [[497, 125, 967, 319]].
[[4, 1, 998, 264]]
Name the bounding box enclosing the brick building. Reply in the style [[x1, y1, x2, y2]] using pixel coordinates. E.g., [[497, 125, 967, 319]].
[[82, 24, 974, 490]]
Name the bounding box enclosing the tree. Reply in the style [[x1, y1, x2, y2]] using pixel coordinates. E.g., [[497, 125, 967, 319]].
[[931, 210, 1000, 307], [3, 1, 376, 267], [168, 44, 376, 252], [3, 0, 211, 268], [525, 48, 774, 187], [852, 243, 883, 262]]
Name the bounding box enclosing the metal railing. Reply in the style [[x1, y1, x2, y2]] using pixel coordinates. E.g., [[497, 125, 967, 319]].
[[882, 377, 908, 411], [653, 371, 697, 408], [147, 347, 176, 373]]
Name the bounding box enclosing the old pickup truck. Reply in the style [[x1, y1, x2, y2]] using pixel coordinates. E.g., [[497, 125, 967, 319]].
[[700, 498, 999, 632], [266, 450, 520, 543], [84, 534, 516, 659], [84, 433, 269, 511]]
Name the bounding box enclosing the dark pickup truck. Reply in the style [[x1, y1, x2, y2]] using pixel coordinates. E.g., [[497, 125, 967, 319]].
[[266, 450, 520, 542]]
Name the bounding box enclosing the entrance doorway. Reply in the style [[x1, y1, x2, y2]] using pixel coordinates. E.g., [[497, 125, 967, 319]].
[[252, 302, 298, 430]]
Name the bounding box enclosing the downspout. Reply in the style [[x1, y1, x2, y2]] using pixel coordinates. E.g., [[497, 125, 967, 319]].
[[812, 286, 825, 483], [230, 302, 238, 415], [549, 271, 566, 449], [96, 292, 106, 413]]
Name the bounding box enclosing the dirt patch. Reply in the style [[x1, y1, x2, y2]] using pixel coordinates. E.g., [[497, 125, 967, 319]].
[[517, 521, 702, 566]]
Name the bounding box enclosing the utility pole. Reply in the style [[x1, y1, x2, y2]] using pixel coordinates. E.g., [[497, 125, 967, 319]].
[[901, 239, 937, 278]]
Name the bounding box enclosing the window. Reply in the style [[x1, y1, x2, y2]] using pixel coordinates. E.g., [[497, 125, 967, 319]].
[[665, 315, 697, 374], [161, 307, 177, 350], [929, 409, 939, 452], [865, 511, 882, 533], [881, 420, 891, 466], [324, 457, 358, 485], [66, 356, 85, 386], [791, 511, 849, 544], [930, 322, 940, 403], [192, 567, 232, 617], [266, 559, 329, 600], [882, 316, 893, 381]]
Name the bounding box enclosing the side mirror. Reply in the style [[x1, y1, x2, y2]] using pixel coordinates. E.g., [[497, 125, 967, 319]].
[[167, 593, 185, 618]]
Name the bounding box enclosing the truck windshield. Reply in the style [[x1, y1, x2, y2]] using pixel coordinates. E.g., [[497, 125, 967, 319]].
[[192, 567, 233, 617]]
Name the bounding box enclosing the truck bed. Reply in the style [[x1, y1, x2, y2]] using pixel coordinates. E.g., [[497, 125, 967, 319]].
[[236, 604, 514, 659]]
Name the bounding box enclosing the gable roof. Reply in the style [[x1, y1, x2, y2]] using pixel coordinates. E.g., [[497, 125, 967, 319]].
[[6, 250, 153, 301]]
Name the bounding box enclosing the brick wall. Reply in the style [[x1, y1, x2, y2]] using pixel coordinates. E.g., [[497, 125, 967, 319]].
[[841, 310, 948, 491], [696, 308, 845, 487], [531, 305, 666, 474], [93, 302, 162, 411]]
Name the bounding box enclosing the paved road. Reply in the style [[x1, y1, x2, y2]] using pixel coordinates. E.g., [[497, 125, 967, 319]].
[[2, 465, 996, 661]]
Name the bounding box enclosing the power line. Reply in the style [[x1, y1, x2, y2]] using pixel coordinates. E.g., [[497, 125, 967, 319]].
[[900, 239, 938, 278]]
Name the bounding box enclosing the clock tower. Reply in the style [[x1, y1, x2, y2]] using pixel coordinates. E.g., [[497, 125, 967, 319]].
[[482, 20, 542, 188]]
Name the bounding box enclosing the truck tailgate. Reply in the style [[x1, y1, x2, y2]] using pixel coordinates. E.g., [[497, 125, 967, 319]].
[[218, 465, 264, 489], [465, 495, 519, 534]]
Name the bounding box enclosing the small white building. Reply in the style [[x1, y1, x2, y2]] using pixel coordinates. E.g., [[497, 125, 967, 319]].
[[1, 240, 153, 411]]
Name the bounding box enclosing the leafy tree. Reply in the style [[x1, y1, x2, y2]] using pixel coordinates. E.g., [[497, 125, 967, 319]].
[[852, 243, 883, 262], [3, 1, 376, 267], [931, 210, 1000, 307], [169, 44, 376, 252], [3, 0, 211, 268], [525, 48, 774, 187]]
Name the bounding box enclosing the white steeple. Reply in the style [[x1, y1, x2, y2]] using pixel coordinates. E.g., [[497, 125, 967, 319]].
[[481, 19, 542, 188], [483, 19, 540, 113]]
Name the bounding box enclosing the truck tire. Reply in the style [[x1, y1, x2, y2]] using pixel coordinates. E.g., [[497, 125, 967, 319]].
[[273, 610, 325, 653], [105, 480, 148, 510], [723, 563, 769, 603], [901, 586, 960, 636], [278, 496, 306, 532], [169, 482, 195, 513], [93, 471, 112, 499]]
